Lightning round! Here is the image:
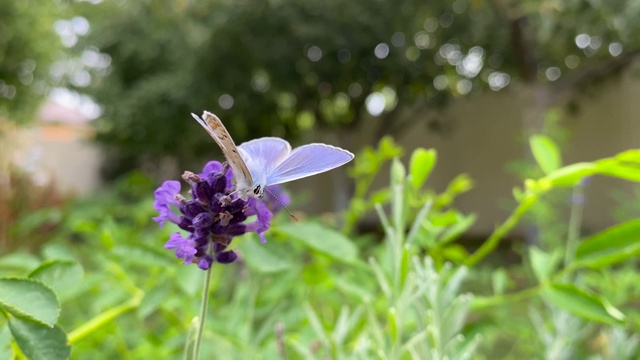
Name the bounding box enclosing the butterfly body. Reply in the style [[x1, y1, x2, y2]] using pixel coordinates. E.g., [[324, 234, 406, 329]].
[[192, 111, 354, 199]]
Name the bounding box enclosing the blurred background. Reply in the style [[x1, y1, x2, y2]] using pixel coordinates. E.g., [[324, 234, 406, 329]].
[[0, 0, 640, 360], [3, 0, 640, 246]]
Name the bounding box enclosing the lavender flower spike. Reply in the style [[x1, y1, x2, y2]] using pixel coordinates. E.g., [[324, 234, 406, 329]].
[[152, 161, 289, 269]]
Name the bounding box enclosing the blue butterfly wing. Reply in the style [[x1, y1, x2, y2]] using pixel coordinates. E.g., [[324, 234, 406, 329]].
[[265, 143, 354, 186], [238, 137, 291, 186]]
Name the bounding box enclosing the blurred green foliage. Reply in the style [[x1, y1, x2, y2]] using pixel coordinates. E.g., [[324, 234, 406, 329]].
[[0, 0, 66, 122], [2, 137, 640, 359]]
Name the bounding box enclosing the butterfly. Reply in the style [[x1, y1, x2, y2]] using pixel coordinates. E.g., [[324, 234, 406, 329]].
[[191, 111, 354, 199]]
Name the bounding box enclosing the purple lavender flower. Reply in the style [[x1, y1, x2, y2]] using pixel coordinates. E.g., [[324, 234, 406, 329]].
[[153, 161, 287, 270]]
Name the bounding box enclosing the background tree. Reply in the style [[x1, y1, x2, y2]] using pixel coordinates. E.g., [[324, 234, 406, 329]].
[[72, 0, 640, 178], [0, 0, 66, 123]]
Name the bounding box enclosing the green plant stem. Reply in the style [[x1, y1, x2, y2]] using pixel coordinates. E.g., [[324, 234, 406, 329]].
[[465, 193, 539, 267], [564, 184, 585, 268], [471, 285, 542, 310], [68, 290, 143, 344], [192, 257, 214, 360]]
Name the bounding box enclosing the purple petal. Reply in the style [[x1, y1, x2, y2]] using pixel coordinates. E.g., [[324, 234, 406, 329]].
[[153, 181, 182, 227], [197, 255, 214, 270], [165, 233, 197, 264], [245, 197, 273, 243], [193, 181, 213, 203], [200, 161, 224, 176], [182, 201, 207, 219], [192, 212, 214, 229]]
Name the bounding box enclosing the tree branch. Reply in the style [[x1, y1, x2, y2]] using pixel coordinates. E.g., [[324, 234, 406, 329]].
[[552, 48, 640, 102]]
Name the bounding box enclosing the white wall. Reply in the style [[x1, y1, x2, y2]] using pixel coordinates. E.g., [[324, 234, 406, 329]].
[[293, 73, 640, 235]]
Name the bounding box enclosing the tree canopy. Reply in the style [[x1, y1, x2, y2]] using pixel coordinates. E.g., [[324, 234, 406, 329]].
[[0, 0, 66, 123], [70, 0, 640, 177]]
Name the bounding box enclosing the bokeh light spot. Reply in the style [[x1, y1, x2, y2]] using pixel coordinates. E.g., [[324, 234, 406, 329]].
[[307, 46, 323, 62], [218, 94, 234, 109], [374, 43, 390, 59], [365, 92, 385, 116], [609, 43, 623, 57]]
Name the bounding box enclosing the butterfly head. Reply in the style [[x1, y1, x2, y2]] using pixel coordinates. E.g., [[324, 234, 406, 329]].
[[252, 185, 265, 198]]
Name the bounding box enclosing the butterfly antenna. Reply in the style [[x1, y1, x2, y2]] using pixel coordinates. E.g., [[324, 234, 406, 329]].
[[265, 188, 299, 222]]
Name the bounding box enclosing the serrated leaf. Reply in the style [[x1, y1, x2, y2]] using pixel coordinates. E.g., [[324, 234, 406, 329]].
[[237, 236, 292, 273], [0, 278, 59, 326], [410, 148, 436, 189], [8, 317, 70, 360], [543, 283, 625, 325], [530, 135, 561, 174], [574, 218, 640, 268], [546, 163, 596, 187], [0, 252, 41, 274], [29, 260, 84, 303], [275, 222, 357, 263]]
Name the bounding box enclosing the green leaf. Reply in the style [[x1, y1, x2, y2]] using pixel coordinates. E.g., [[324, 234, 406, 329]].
[[9, 317, 70, 360], [409, 148, 436, 189], [275, 222, 358, 263], [378, 136, 403, 159], [12, 208, 62, 238], [0, 278, 59, 326], [543, 283, 625, 325], [237, 236, 292, 273], [29, 260, 84, 303], [546, 162, 597, 187], [491, 268, 509, 295], [41, 243, 80, 262], [138, 282, 171, 319], [574, 218, 640, 268], [0, 252, 41, 274], [530, 135, 561, 174], [441, 244, 469, 263], [437, 213, 477, 246], [430, 210, 459, 227], [391, 157, 406, 187], [595, 159, 640, 182], [0, 325, 11, 360], [368, 188, 391, 205], [528, 247, 561, 282], [182, 317, 199, 360], [615, 149, 640, 164], [436, 174, 474, 207]]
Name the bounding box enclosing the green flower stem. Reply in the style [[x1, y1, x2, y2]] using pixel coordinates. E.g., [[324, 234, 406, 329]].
[[471, 285, 542, 310], [564, 184, 585, 268], [192, 256, 214, 360], [68, 290, 143, 345], [68, 263, 143, 345], [465, 191, 540, 267]]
